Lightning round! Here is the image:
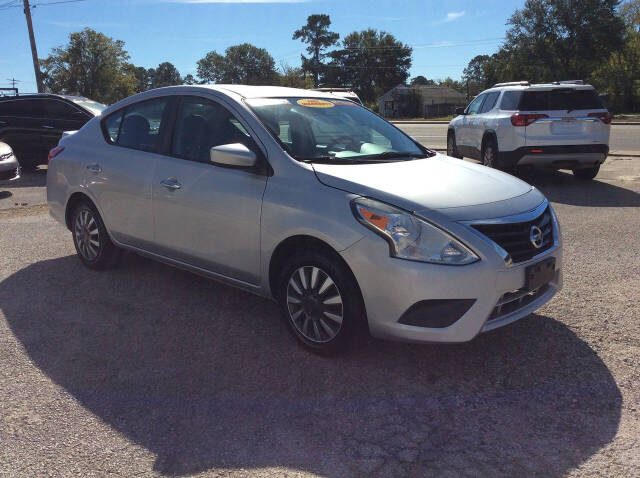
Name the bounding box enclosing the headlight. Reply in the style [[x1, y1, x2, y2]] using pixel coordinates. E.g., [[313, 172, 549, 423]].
[[351, 197, 479, 265]]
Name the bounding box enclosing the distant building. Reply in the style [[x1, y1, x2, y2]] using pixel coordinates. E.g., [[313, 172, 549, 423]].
[[378, 85, 467, 118]]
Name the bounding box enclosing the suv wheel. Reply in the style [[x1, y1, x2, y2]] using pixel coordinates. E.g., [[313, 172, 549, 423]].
[[447, 131, 462, 159], [482, 137, 498, 168], [572, 165, 600, 180], [277, 250, 361, 355], [71, 201, 120, 269]]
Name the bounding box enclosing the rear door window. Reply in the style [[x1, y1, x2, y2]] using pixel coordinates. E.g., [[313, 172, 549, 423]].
[[116, 98, 169, 152], [0, 98, 47, 117], [44, 99, 85, 121], [520, 89, 604, 111], [479, 92, 500, 113]]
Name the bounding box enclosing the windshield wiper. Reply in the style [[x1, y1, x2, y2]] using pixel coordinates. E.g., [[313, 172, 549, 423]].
[[353, 151, 432, 160]]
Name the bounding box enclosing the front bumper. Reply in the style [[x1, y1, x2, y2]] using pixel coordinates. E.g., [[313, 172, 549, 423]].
[[499, 144, 608, 169], [340, 210, 563, 344]]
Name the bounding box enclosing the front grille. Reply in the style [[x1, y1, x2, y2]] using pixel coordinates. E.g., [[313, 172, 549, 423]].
[[488, 284, 550, 321], [471, 207, 554, 263]]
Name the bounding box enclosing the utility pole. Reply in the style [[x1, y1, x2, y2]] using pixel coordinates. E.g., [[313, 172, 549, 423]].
[[7, 78, 20, 89], [22, 0, 43, 93]]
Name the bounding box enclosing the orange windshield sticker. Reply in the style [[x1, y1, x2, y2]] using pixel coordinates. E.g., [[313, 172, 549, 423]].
[[297, 99, 335, 108], [360, 209, 389, 230]]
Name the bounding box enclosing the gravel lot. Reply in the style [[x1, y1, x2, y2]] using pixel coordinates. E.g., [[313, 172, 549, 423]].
[[1, 159, 639, 477]]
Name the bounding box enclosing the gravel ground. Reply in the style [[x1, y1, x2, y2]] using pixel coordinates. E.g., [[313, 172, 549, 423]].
[[0, 160, 639, 477]]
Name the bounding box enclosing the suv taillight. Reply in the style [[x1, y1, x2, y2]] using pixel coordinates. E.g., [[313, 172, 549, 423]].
[[510, 113, 548, 127], [48, 146, 64, 163], [588, 112, 612, 124]]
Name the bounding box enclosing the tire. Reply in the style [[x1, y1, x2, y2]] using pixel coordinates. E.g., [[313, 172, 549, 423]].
[[71, 200, 120, 270], [482, 137, 498, 168], [447, 131, 462, 159], [572, 165, 600, 180], [277, 249, 363, 355]]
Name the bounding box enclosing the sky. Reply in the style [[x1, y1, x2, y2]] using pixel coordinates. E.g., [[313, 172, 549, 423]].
[[0, 0, 527, 94]]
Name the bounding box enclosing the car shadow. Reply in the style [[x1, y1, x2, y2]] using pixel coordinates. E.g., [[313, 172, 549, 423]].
[[513, 167, 640, 207], [0, 190, 12, 199], [4, 166, 47, 189], [1, 254, 621, 477]]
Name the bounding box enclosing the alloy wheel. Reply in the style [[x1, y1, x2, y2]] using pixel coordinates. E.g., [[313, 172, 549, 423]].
[[74, 208, 100, 261], [286, 266, 344, 343]]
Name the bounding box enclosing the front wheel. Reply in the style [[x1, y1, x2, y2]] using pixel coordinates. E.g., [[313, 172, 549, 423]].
[[277, 250, 362, 355], [572, 165, 600, 180], [447, 131, 462, 159], [71, 201, 120, 269]]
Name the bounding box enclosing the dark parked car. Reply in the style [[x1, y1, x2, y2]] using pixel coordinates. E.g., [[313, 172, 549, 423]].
[[0, 94, 106, 168]]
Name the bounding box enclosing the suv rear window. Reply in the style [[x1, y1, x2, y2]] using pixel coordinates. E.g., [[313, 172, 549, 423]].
[[499, 91, 522, 111], [519, 89, 604, 111]]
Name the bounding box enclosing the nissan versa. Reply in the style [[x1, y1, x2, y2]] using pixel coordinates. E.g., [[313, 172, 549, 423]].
[[47, 85, 563, 354]]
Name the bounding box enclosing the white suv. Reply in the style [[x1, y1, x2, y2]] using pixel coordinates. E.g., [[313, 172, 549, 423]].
[[447, 81, 611, 180]]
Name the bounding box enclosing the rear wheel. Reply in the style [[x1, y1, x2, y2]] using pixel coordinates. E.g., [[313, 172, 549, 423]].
[[277, 250, 362, 355], [572, 165, 600, 180], [447, 131, 462, 159], [71, 201, 120, 269]]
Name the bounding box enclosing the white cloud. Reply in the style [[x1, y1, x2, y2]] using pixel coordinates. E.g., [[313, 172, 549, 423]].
[[444, 11, 465, 22]]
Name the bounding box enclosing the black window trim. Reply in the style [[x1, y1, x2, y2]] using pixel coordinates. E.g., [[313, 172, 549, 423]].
[[164, 94, 272, 176]]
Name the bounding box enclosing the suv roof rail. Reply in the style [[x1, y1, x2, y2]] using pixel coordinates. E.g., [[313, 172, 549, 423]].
[[492, 81, 530, 88], [312, 87, 354, 92], [556, 80, 584, 85]]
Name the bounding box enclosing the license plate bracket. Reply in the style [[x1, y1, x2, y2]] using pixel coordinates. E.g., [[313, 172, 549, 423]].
[[525, 257, 556, 291]]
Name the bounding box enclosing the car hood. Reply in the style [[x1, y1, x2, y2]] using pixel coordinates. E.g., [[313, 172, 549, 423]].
[[312, 154, 544, 220]]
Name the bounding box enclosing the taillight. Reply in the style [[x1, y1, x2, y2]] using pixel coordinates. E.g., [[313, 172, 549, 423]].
[[588, 112, 612, 124], [510, 113, 548, 127], [48, 146, 64, 163]]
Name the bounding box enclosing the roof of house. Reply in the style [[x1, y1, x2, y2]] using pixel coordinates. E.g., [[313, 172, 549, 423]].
[[378, 85, 466, 102]]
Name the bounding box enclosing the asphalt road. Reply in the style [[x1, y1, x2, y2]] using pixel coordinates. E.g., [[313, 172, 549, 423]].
[[1, 158, 639, 476], [396, 123, 640, 155]]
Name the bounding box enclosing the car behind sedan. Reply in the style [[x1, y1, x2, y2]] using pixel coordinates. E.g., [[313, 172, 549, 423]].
[[47, 85, 562, 354], [0, 142, 20, 183]]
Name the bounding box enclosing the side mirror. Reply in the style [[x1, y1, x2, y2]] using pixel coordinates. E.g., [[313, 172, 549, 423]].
[[455, 107, 466, 116], [210, 143, 257, 168]]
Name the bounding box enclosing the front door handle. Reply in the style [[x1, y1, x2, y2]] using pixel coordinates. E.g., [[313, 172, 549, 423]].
[[161, 178, 181, 190], [86, 163, 102, 173], [42, 125, 55, 129]]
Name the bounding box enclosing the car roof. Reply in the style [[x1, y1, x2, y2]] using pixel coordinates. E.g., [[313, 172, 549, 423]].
[[0, 93, 90, 102]]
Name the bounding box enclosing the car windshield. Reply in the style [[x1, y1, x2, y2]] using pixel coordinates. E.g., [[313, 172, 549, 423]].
[[245, 97, 431, 163], [71, 99, 108, 115]]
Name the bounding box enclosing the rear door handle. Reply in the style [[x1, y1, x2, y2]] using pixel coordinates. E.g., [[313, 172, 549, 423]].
[[86, 163, 102, 173], [42, 125, 55, 129], [161, 178, 181, 190]]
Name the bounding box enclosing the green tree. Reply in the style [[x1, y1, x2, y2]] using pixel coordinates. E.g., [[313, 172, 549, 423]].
[[410, 75, 435, 86], [197, 43, 278, 85], [183, 74, 197, 85], [501, 0, 625, 82], [149, 62, 183, 88], [128, 65, 152, 92], [325, 29, 412, 104], [40, 28, 135, 104], [592, 0, 640, 111], [462, 55, 492, 95], [278, 62, 313, 89], [292, 14, 339, 87]]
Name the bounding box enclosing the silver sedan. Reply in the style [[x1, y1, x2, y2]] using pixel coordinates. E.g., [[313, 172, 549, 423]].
[[0, 142, 21, 184], [47, 85, 562, 354]]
